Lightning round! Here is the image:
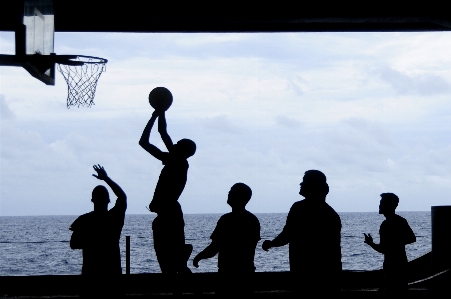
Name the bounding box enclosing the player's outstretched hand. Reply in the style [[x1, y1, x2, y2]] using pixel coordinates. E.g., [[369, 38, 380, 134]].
[[363, 233, 373, 245], [193, 256, 200, 268], [262, 240, 272, 251], [92, 164, 108, 180]]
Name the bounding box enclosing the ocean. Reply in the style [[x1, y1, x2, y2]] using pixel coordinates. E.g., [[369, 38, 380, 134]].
[[0, 212, 431, 276]]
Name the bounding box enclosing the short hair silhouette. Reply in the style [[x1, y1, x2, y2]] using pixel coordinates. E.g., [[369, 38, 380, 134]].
[[193, 182, 260, 294], [92, 185, 110, 203], [364, 192, 416, 291], [303, 169, 329, 197], [231, 183, 252, 204], [176, 138, 196, 158], [380, 193, 399, 209]]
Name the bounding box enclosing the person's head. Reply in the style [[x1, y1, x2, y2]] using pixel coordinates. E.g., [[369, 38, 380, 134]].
[[91, 185, 110, 210], [379, 193, 399, 215], [299, 170, 329, 200], [227, 183, 252, 210], [173, 139, 196, 159]]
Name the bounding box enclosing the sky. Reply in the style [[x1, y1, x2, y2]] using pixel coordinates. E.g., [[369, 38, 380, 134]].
[[1, 31, 451, 216]]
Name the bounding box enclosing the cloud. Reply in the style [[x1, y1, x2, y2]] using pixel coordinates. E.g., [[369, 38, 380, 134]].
[[2, 32, 451, 215], [374, 66, 451, 96], [201, 114, 241, 134], [0, 95, 16, 120], [342, 118, 394, 147], [275, 115, 302, 129]]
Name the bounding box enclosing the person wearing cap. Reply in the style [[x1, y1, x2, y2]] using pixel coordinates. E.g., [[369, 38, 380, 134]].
[[69, 164, 127, 296], [262, 170, 342, 292], [364, 193, 416, 291]]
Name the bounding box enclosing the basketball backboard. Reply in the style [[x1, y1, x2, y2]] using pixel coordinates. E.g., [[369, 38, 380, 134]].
[[19, 0, 55, 85]]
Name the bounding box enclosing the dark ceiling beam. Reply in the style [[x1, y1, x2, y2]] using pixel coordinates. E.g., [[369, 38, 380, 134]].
[[1, 1, 451, 32]]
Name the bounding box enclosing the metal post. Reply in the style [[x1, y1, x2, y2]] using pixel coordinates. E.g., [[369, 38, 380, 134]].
[[431, 206, 451, 271], [126, 236, 130, 275]]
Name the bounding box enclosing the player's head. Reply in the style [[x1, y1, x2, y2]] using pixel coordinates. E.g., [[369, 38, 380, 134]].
[[299, 170, 329, 200], [379, 193, 399, 214], [91, 185, 110, 205], [227, 183, 252, 209], [174, 138, 196, 158]]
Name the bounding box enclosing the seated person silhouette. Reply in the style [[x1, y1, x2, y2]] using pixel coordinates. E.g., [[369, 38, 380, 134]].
[[364, 193, 416, 291], [262, 170, 342, 292], [69, 164, 127, 296], [139, 110, 196, 274], [193, 183, 260, 294]]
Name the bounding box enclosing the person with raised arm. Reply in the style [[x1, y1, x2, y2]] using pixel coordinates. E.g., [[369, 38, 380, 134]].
[[364, 193, 416, 291], [139, 110, 196, 274], [262, 170, 342, 292], [69, 164, 127, 297]]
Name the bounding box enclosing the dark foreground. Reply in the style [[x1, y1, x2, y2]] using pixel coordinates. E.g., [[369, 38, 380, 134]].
[[1, 252, 449, 298]]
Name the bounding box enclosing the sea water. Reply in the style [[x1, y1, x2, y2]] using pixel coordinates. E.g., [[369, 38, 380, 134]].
[[0, 212, 431, 276]]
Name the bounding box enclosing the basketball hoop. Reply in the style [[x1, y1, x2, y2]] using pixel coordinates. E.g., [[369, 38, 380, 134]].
[[56, 55, 108, 108]]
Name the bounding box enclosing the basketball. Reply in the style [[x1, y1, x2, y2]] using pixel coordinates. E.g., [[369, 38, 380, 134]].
[[148, 87, 173, 111]]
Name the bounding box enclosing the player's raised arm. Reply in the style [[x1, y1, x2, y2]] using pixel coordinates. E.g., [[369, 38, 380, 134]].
[[139, 111, 166, 161], [158, 111, 174, 151], [92, 164, 127, 209]]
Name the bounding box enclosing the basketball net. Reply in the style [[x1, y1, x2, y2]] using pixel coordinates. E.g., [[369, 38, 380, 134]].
[[57, 56, 107, 108]]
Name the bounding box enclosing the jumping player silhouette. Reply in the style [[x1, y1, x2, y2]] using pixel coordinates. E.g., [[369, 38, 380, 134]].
[[139, 110, 196, 274]]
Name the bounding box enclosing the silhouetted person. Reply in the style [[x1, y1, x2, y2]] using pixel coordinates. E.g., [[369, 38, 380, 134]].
[[139, 110, 196, 274], [193, 183, 260, 294], [364, 193, 416, 291], [262, 170, 342, 292], [69, 164, 127, 297]]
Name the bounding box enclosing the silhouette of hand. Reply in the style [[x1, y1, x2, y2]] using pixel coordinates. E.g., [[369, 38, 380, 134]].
[[92, 164, 108, 180], [363, 233, 373, 245], [262, 240, 272, 251], [193, 256, 200, 268]]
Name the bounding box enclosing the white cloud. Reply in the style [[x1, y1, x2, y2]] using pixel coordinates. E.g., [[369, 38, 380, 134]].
[[2, 32, 451, 215], [374, 66, 451, 96], [275, 115, 302, 129], [0, 95, 16, 120]]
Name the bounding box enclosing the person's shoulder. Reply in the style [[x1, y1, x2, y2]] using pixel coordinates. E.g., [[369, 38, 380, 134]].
[[394, 214, 407, 221], [244, 210, 260, 222], [70, 212, 94, 230], [76, 211, 95, 221], [394, 214, 410, 226], [324, 202, 339, 214], [165, 154, 189, 168], [290, 200, 306, 209], [218, 212, 233, 221]]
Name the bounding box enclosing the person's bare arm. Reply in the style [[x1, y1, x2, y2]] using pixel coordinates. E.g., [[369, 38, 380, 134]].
[[263, 207, 293, 251], [93, 164, 127, 209], [262, 228, 289, 251], [139, 111, 166, 161], [193, 241, 219, 268], [158, 111, 174, 151], [364, 233, 384, 254], [69, 230, 83, 249], [404, 222, 416, 245]]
